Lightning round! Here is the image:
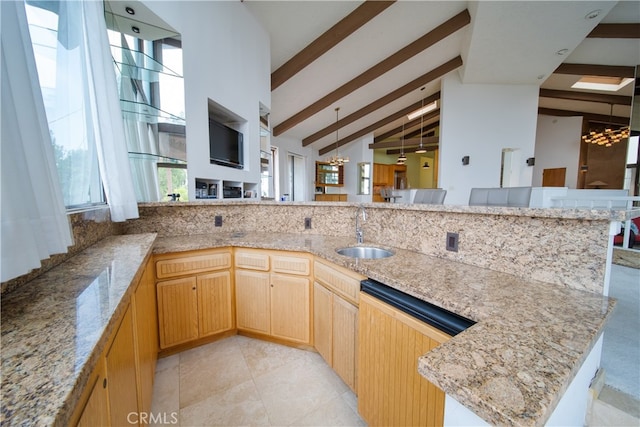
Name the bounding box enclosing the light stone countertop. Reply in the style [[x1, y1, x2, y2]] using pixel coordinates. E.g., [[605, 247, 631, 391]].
[[154, 232, 614, 426], [1, 233, 157, 426], [1, 231, 612, 426]]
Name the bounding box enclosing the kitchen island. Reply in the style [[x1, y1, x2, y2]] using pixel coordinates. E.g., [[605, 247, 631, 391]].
[[3, 201, 637, 426]]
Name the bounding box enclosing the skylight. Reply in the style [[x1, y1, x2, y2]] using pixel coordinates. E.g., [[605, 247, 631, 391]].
[[571, 76, 634, 92]]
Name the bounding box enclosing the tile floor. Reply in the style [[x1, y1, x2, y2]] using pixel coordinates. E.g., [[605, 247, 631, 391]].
[[150, 335, 366, 426]]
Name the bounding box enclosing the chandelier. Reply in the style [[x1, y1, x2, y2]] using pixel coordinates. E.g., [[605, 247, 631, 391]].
[[326, 107, 349, 166], [582, 104, 630, 147]]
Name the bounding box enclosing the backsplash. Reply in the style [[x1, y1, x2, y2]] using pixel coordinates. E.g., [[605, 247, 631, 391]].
[[123, 202, 611, 293], [1, 208, 121, 295]]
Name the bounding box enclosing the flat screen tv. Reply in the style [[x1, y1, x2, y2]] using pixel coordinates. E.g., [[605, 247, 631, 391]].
[[209, 118, 244, 169]]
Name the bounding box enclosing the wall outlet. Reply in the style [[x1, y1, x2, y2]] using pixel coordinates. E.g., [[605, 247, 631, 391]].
[[446, 232, 459, 252], [304, 217, 312, 230], [214, 215, 223, 227]]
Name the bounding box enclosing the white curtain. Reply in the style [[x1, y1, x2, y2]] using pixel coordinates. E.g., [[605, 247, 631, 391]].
[[1, 0, 73, 282], [79, 0, 139, 221]]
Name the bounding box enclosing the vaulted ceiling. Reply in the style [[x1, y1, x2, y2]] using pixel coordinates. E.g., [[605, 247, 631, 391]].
[[244, 1, 640, 155]]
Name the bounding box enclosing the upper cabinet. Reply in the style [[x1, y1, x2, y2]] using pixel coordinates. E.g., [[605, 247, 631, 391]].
[[316, 162, 344, 187]]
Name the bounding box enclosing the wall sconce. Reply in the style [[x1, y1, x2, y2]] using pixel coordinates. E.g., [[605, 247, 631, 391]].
[[461, 156, 470, 166], [526, 157, 535, 166]]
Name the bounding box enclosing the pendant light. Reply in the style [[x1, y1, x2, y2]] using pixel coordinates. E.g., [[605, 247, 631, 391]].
[[397, 119, 406, 165], [422, 161, 430, 169], [415, 87, 427, 154], [326, 107, 349, 166], [581, 103, 630, 147]]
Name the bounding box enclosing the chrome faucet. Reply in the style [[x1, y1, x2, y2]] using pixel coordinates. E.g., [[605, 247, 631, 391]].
[[355, 205, 366, 244]]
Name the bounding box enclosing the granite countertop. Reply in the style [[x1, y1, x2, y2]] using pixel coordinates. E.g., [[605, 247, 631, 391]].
[[1, 233, 157, 426], [1, 231, 612, 426], [154, 232, 614, 426]]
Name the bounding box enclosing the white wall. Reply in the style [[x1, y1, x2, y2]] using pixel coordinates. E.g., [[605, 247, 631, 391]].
[[143, 1, 271, 196], [438, 74, 539, 205], [533, 115, 582, 188], [340, 134, 374, 203], [270, 134, 316, 201]]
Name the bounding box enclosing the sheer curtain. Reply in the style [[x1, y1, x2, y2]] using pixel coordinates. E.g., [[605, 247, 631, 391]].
[[78, 1, 139, 221], [1, 0, 73, 282]]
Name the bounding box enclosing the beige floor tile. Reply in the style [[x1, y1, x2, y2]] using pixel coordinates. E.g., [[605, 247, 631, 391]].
[[341, 390, 359, 416], [291, 393, 366, 427], [179, 337, 252, 409], [156, 353, 180, 373], [180, 379, 270, 427], [237, 334, 318, 379], [253, 354, 343, 426], [150, 364, 180, 427]]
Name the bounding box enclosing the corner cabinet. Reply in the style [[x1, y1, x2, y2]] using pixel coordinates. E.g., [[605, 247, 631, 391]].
[[234, 249, 312, 345], [155, 248, 234, 349], [313, 258, 365, 392], [357, 292, 450, 427]]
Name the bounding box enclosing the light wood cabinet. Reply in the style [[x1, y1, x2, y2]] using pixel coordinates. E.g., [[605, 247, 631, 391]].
[[315, 194, 347, 202], [132, 262, 159, 420], [358, 292, 450, 427], [313, 259, 364, 392], [76, 358, 109, 427], [106, 305, 139, 426], [155, 249, 234, 350], [235, 249, 312, 345]]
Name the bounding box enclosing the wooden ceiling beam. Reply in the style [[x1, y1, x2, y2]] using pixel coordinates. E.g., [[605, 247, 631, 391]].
[[538, 107, 629, 126], [375, 118, 439, 142], [274, 9, 471, 136], [553, 63, 636, 78], [369, 136, 438, 149], [302, 57, 456, 146], [539, 89, 632, 106], [587, 23, 640, 39], [271, 1, 395, 91]]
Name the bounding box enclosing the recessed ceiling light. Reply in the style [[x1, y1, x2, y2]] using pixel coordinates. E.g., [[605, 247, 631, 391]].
[[584, 9, 602, 20], [572, 76, 634, 92], [125, 6, 135, 15], [556, 49, 569, 56], [537, 74, 545, 80], [131, 26, 140, 34]]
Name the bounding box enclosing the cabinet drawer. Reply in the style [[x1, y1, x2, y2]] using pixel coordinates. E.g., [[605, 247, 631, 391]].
[[314, 259, 365, 306], [272, 254, 311, 276], [156, 250, 231, 279], [235, 250, 270, 271]]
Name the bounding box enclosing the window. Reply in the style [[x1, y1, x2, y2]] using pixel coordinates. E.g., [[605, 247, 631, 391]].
[[25, 1, 105, 209], [158, 164, 188, 202], [358, 162, 371, 195]]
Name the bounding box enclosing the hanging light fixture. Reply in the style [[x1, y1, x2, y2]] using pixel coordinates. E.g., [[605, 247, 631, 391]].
[[326, 107, 349, 166], [581, 104, 630, 147], [422, 161, 430, 169], [415, 87, 427, 154], [397, 119, 406, 165]]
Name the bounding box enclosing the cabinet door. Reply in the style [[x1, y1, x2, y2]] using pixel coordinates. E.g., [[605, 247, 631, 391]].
[[76, 358, 109, 427], [106, 305, 139, 426], [270, 273, 310, 344], [313, 282, 333, 365], [132, 262, 158, 417], [235, 269, 270, 334], [198, 271, 234, 337], [157, 277, 198, 348], [332, 295, 358, 392], [358, 293, 449, 427]]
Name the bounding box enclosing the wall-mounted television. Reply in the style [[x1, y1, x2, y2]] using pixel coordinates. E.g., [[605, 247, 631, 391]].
[[209, 118, 244, 169]]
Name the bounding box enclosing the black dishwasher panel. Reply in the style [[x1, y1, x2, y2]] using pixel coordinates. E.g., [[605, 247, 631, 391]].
[[361, 278, 475, 336]]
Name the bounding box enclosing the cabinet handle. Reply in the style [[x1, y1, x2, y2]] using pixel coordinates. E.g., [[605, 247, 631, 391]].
[[271, 284, 274, 287], [193, 287, 196, 290], [103, 378, 107, 389]]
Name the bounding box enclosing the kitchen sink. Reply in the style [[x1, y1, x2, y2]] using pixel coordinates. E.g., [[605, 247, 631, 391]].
[[336, 246, 394, 259]]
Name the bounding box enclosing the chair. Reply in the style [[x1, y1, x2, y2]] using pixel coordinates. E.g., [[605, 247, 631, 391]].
[[412, 189, 447, 205], [468, 187, 532, 207], [379, 187, 401, 203]]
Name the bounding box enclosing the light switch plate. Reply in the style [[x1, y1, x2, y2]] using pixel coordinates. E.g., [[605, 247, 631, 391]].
[[446, 232, 459, 252], [215, 215, 222, 227], [304, 217, 312, 229]]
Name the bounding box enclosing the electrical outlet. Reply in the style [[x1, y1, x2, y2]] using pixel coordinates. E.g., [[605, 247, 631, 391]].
[[446, 232, 459, 252], [304, 217, 312, 230], [214, 215, 222, 227]]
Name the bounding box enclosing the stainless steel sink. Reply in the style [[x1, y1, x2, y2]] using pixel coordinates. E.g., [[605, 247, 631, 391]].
[[336, 246, 394, 259]]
